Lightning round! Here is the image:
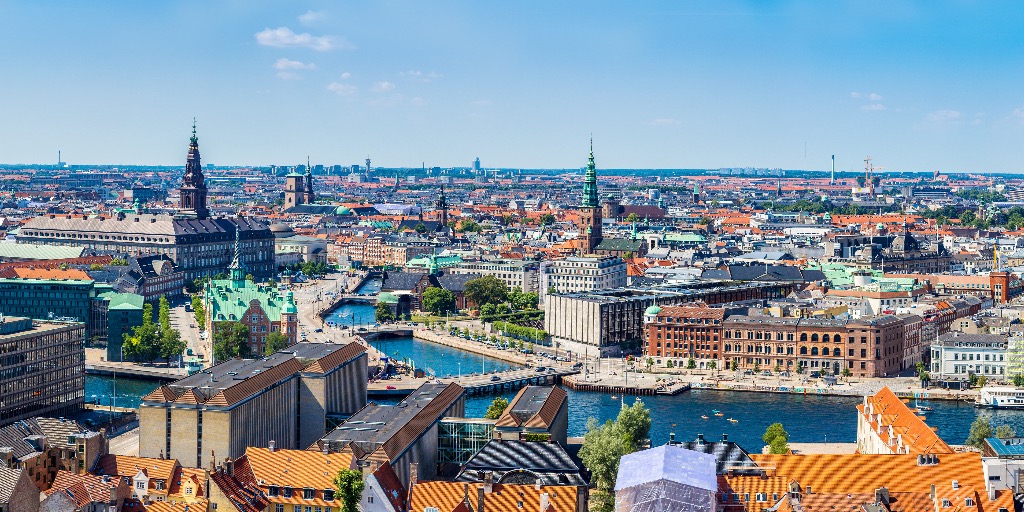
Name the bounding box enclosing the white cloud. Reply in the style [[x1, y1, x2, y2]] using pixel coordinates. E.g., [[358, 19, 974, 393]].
[[648, 118, 681, 126], [861, 103, 887, 111], [850, 92, 862, 99], [276, 72, 301, 80], [273, 58, 316, 71], [327, 82, 357, 96], [298, 10, 325, 25], [372, 81, 395, 92], [1011, 108, 1024, 122], [339, 72, 351, 80], [926, 110, 961, 123], [867, 93, 882, 101], [400, 70, 442, 83], [255, 27, 349, 51]]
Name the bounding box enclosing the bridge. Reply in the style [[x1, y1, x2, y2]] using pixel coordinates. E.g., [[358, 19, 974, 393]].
[[367, 367, 580, 397]]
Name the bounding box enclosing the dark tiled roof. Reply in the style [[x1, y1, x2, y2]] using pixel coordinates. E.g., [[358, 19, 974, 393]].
[[495, 386, 566, 430], [456, 440, 587, 486], [0, 468, 26, 504], [380, 383, 465, 460], [670, 437, 759, 475], [209, 470, 268, 512], [595, 238, 644, 252], [434, 273, 480, 293], [0, 417, 89, 459], [381, 271, 427, 291]]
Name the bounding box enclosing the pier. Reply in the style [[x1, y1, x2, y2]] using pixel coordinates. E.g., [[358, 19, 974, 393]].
[[562, 374, 691, 396], [367, 367, 579, 397]]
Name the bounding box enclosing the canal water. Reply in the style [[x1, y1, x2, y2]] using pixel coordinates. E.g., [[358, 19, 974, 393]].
[[86, 276, 1020, 452]]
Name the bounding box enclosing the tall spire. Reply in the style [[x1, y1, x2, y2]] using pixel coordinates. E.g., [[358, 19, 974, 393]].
[[180, 119, 209, 219], [229, 219, 245, 284], [582, 136, 599, 208]]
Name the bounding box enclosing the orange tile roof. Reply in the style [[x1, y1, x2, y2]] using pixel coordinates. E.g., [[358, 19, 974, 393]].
[[734, 453, 1012, 512], [409, 481, 578, 512], [97, 455, 178, 484], [857, 386, 952, 455], [143, 500, 209, 511], [12, 267, 91, 280], [243, 447, 353, 492]]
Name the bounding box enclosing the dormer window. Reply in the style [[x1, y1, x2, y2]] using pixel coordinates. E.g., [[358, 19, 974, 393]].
[[154, 480, 165, 490], [324, 489, 335, 501], [965, 498, 975, 507], [303, 488, 315, 500], [268, 486, 279, 497], [942, 499, 952, 508], [282, 486, 292, 498]]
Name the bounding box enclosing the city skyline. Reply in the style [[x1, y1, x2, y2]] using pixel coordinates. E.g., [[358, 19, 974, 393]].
[[3, 1, 1024, 172]]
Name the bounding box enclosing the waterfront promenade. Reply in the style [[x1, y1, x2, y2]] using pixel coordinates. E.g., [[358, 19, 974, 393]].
[[85, 348, 187, 381]]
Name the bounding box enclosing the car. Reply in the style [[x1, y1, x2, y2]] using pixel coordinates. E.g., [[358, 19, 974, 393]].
[[314, 328, 323, 333], [810, 371, 821, 378], [535, 366, 546, 372], [779, 371, 791, 377], [572, 362, 583, 369], [490, 375, 501, 382], [358, 327, 368, 332], [742, 370, 753, 375], [761, 371, 772, 376]]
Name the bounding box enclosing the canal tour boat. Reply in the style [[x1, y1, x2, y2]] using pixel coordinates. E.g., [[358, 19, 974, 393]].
[[977, 386, 1024, 408]]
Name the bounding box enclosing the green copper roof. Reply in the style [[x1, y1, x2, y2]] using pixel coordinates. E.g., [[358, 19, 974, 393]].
[[581, 138, 599, 208], [99, 291, 144, 311], [205, 280, 296, 322], [378, 291, 399, 304], [406, 254, 462, 270], [665, 233, 707, 243]]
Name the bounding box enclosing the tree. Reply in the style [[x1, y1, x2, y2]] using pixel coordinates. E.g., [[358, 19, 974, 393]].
[[158, 296, 172, 331], [769, 436, 790, 454], [422, 287, 457, 316], [484, 397, 509, 419], [686, 356, 696, 370], [89, 263, 104, 271], [191, 295, 206, 328], [996, 425, 1016, 439], [264, 331, 290, 355], [158, 327, 185, 365], [646, 357, 654, 371], [375, 302, 396, 323], [841, 367, 852, 379], [616, 400, 652, 452], [763, 422, 789, 445], [730, 359, 738, 371], [413, 222, 428, 233], [333, 469, 365, 512], [464, 276, 509, 308], [122, 303, 159, 362], [708, 361, 717, 372], [753, 360, 761, 373], [579, 419, 626, 512], [977, 374, 988, 388], [1014, 374, 1024, 387], [625, 212, 640, 223], [212, 321, 251, 362], [539, 213, 556, 226], [966, 415, 995, 449], [457, 218, 481, 233]]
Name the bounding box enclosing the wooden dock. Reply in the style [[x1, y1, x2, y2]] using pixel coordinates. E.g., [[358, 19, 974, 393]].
[[368, 367, 579, 398], [561, 375, 691, 396]]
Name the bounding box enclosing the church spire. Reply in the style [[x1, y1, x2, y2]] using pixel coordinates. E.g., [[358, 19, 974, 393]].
[[582, 136, 599, 208], [229, 220, 246, 285], [180, 119, 209, 219]]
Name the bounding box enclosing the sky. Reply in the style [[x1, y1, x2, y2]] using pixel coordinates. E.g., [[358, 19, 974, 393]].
[[2, 1, 1024, 172]]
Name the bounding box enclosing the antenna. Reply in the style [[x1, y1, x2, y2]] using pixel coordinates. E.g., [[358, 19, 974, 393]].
[[831, 155, 835, 185]]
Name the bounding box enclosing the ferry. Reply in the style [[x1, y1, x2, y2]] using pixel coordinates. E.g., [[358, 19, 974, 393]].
[[977, 386, 1024, 408]]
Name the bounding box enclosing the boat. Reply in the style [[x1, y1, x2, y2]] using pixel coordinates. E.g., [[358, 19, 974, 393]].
[[711, 409, 720, 414], [611, 395, 618, 400], [714, 411, 724, 417], [727, 418, 739, 423], [914, 399, 933, 412], [977, 386, 1024, 408], [701, 415, 709, 420]]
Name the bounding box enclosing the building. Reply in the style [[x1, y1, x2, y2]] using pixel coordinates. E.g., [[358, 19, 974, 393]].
[[111, 254, 185, 302], [283, 161, 315, 210], [448, 259, 539, 293], [930, 332, 1007, 380], [0, 417, 106, 491], [824, 228, 952, 274], [17, 127, 275, 280], [0, 467, 38, 512], [203, 230, 299, 357], [493, 386, 568, 444], [95, 290, 143, 362], [856, 387, 953, 455], [888, 272, 1024, 304], [269, 223, 328, 264], [319, 382, 465, 484], [645, 304, 725, 369], [578, 141, 603, 253], [545, 290, 651, 357], [41, 470, 130, 511], [214, 447, 349, 512], [138, 342, 367, 468], [0, 319, 86, 426], [539, 256, 627, 299], [95, 455, 207, 508], [408, 480, 584, 512], [455, 440, 587, 487], [615, 444, 717, 512]]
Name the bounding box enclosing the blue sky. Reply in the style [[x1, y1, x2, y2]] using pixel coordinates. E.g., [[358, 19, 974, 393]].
[[2, 1, 1024, 172]]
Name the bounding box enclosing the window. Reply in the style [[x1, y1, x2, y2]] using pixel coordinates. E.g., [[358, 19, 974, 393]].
[[282, 486, 293, 498], [323, 490, 334, 501], [367, 496, 374, 503], [303, 488, 315, 500], [269, 486, 279, 497], [942, 499, 951, 508]]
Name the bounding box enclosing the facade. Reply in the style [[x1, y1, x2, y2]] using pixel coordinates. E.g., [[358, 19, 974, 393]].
[[0, 468, 38, 512], [545, 291, 651, 357], [111, 254, 185, 302], [889, 271, 1024, 304], [138, 342, 368, 468], [283, 164, 315, 210], [930, 332, 1008, 380], [448, 259, 540, 293], [825, 229, 953, 273], [645, 305, 725, 369], [578, 142, 603, 253], [493, 386, 568, 444], [0, 417, 105, 491], [539, 256, 627, 299], [0, 319, 86, 426]]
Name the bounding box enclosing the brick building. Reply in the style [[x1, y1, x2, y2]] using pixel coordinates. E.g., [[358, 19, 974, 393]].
[[644, 304, 724, 368]]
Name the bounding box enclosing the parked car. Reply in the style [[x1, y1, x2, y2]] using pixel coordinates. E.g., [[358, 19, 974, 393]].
[[490, 375, 501, 382], [535, 366, 546, 372]]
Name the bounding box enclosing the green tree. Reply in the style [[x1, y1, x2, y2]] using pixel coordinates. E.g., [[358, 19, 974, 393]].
[[977, 374, 988, 388], [375, 302, 396, 323], [763, 423, 789, 446], [413, 222, 428, 233], [686, 356, 696, 370], [616, 400, 652, 452], [1014, 374, 1024, 387], [753, 360, 761, 373], [158, 296, 171, 331], [646, 357, 654, 371], [996, 424, 1016, 439], [769, 436, 790, 454], [841, 367, 852, 379], [122, 303, 158, 362], [264, 331, 290, 355], [730, 359, 738, 371], [578, 419, 626, 512], [332, 469, 365, 512], [707, 361, 717, 372], [89, 263, 104, 271], [484, 397, 510, 419], [158, 327, 185, 365], [212, 321, 251, 362], [966, 415, 995, 449], [464, 275, 509, 308], [625, 212, 640, 224], [422, 287, 457, 316], [457, 218, 481, 233], [539, 213, 556, 226], [191, 295, 206, 328]]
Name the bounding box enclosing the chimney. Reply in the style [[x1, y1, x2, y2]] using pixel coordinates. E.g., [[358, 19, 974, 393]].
[[483, 471, 494, 494], [874, 487, 889, 507], [930, 485, 936, 501], [540, 493, 550, 512], [722, 433, 729, 442], [409, 462, 419, 490], [225, 458, 234, 477], [477, 486, 486, 512], [669, 432, 675, 443], [269, 440, 275, 452]]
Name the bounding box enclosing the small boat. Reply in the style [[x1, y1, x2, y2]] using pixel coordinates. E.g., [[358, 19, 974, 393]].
[[915, 399, 933, 412], [727, 418, 739, 423], [701, 415, 709, 420], [714, 411, 724, 417], [611, 395, 618, 400]]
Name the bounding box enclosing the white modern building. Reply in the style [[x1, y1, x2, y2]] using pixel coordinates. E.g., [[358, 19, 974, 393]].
[[447, 259, 540, 292], [930, 332, 1008, 380], [539, 256, 627, 303]]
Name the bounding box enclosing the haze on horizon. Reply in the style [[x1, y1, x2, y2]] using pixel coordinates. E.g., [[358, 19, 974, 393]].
[[2, 1, 1024, 173]]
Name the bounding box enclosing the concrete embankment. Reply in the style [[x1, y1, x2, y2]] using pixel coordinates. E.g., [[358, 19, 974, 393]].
[[412, 329, 530, 366]]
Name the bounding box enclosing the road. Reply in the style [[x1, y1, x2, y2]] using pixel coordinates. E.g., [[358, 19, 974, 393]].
[[169, 302, 204, 363]]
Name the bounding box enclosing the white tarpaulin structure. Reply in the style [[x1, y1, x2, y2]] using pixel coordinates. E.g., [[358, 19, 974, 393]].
[[615, 444, 717, 512]]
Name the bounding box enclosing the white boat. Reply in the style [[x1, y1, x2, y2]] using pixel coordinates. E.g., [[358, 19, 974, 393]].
[[977, 386, 1024, 408]]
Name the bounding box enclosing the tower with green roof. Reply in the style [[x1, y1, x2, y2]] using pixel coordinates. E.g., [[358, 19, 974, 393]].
[[579, 137, 603, 253]]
